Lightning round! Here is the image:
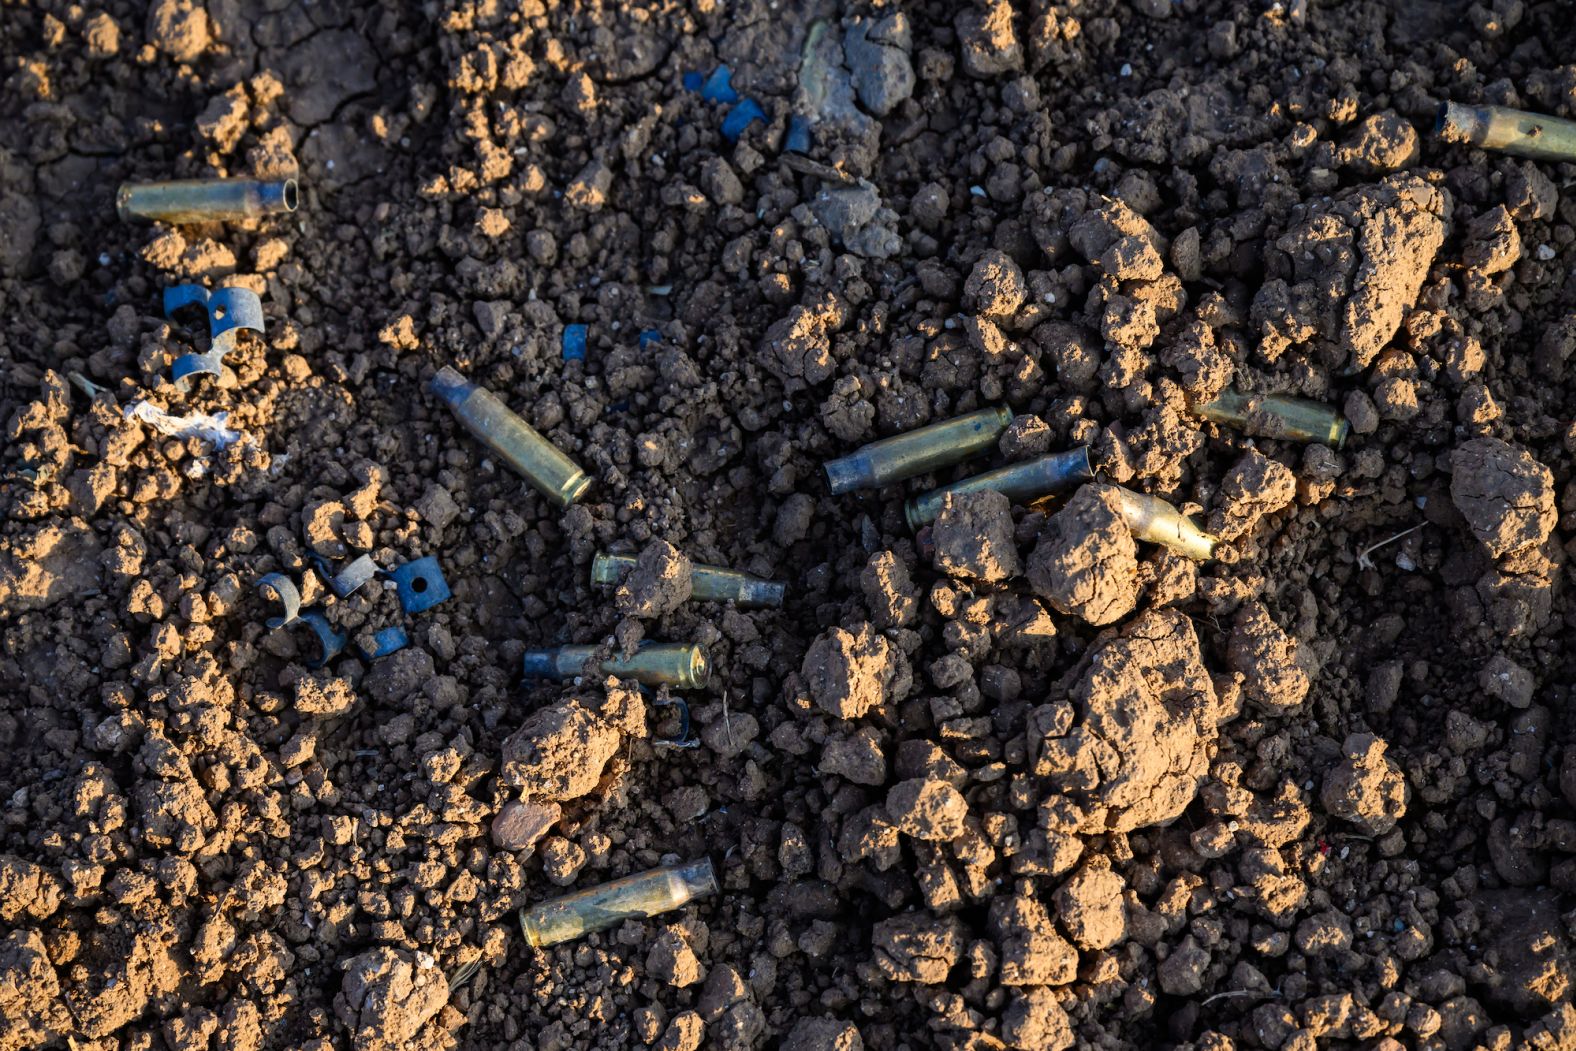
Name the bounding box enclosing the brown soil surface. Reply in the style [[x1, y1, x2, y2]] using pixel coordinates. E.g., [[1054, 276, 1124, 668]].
[[4, 1, 1576, 1049]]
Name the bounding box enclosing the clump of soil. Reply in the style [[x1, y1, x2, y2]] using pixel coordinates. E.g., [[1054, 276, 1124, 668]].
[[1450, 436, 1556, 559], [1320, 732, 1408, 835], [617, 538, 694, 618], [1026, 484, 1138, 625], [334, 948, 449, 1051], [802, 623, 908, 721], [931, 489, 1020, 582]]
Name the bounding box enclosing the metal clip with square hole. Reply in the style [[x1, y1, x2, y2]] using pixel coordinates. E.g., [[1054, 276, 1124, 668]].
[[164, 284, 265, 387]]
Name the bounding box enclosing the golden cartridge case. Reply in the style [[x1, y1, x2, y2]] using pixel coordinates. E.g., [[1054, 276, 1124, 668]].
[[521, 642, 711, 690], [116, 178, 299, 223], [825, 406, 1012, 494], [1192, 390, 1349, 448], [1436, 101, 1576, 162], [430, 366, 590, 507], [519, 858, 718, 948], [905, 448, 1094, 530], [591, 553, 786, 609], [1108, 486, 1217, 561]]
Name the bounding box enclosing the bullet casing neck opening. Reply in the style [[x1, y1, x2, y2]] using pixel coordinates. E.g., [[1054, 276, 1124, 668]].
[[116, 178, 299, 223]]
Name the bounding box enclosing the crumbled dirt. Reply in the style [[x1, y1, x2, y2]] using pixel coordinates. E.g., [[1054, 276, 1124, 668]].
[[1210, 448, 1297, 542], [5, 1, 1576, 1049], [1227, 600, 1312, 713]]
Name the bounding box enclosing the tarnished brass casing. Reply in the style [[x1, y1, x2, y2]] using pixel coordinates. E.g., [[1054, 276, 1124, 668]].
[[117, 179, 299, 223], [591, 553, 785, 609], [1193, 390, 1349, 448], [1436, 101, 1576, 162], [905, 448, 1094, 530], [430, 366, 590, 507], [521, 643, 711, 690], [519, 858, 718, 948], [825, 407, 1012, 494], [1108, 486, 1217, 561]]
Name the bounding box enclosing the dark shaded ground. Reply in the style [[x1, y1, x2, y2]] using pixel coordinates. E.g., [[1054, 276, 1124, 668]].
[[3, 1, 1576, 1049]]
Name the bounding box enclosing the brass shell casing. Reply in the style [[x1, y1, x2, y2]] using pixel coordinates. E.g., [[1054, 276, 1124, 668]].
[[521, 643, 711, 690], [519, 858, 718, 948], [1108, 486, 1217, 562], [905, 448, 1094, 530], [430, 366, 590, 507], [116, 179, 299, 223], [1436, 101, 1576, 162], [825, 406, 1012, 494], [591, 553, 786, 609], [1193, 390, 1349, 448]]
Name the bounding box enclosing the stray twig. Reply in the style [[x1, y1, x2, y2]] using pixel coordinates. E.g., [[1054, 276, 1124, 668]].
[[1201, 988, 1279, 1007], [67, 371, 108, 399], [722, 689, 735, 751], [1356, 524, 1422, 570], [448, 957, 481, 992]]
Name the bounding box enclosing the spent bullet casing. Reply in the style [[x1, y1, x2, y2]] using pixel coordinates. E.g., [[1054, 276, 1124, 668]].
[[1193, 390, 1349, 448], [1436, 101, 1576, 163], [521, 643, 711, 690], [430, 366, 590, 507], [905, 448, 1094, 530], [591, 553, 786, 609], [825, 406, 1012, 494], [1108, 486, 1217, 561], [116, 178, 299, 223], [519, 858, 719, 948]]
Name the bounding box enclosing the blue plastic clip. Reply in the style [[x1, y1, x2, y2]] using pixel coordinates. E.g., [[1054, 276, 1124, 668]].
[[785, 114, 813, 154], [389, 556, 451, 614], [164, 285, 265, 386], [257, 573, 301, 629], [294, 611, 347, 669], [357, 625, 409, 660], [562, 324, 588, 361], [700, 65, 739, 104], [721, 99, 767, 143], [651, 694, 699, 750], [312, 553, 378, 598]]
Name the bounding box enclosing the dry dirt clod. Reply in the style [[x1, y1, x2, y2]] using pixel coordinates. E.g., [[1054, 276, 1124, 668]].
[[1227, 602, 1310, 713], [1320, 733, 1408, 836], [1449, 437, 1556, 560], [932, 489, 1020, 582], [333, 948, 448, 1051], [801, 623, 907, 720], [499, 699, 621, 801], [885, 778, 968, 842], [1025, 484, 1138, 625], [870, 912, 965, 983], [616, 538, 693, 618]]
